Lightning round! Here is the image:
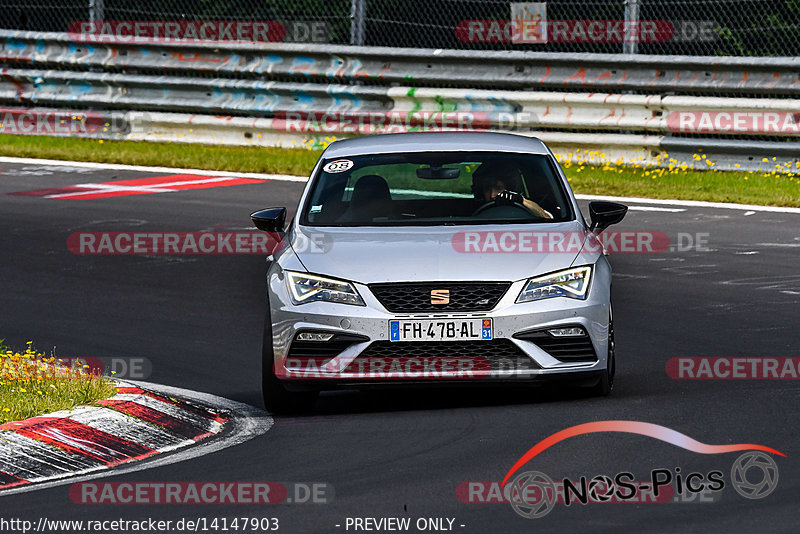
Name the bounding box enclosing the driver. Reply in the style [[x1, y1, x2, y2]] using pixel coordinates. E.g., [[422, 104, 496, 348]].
[[472, 164, 553, 219]]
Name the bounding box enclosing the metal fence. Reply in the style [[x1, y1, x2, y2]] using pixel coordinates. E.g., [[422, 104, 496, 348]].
[[0, 29, 797, 173], [0, 0, 798, 56]]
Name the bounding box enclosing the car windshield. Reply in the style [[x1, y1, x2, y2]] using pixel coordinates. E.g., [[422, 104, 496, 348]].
[[301, 151, 572, 226]]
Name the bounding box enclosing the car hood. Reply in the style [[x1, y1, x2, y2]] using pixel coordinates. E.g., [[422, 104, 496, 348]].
[[290, 222, 588, 284]]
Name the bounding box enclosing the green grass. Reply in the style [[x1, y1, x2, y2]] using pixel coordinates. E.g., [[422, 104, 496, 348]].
[[1, 134, 798, 207], [0, 340, 118, 424], [561, 159, 800, 207], [0, 134, 319, 176]]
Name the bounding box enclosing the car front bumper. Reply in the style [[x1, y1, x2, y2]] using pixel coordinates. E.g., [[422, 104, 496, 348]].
[[267, 262, 611, 387]]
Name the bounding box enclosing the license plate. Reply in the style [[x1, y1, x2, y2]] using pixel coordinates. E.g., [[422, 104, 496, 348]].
[[389, 318, 493, 342]]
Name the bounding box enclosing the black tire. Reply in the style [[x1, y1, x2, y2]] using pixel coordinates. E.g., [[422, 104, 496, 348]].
[[590, 308, 615, 396], [262, 307, 318, 414]]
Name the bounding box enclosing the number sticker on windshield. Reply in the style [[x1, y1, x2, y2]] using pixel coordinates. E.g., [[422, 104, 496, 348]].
[[323, 159, 354, 173]]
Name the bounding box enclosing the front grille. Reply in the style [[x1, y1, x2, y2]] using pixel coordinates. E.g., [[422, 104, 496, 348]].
[[369, 282, 511, 313], [514, 330, 598, 362], [344, 339, 539, 373]]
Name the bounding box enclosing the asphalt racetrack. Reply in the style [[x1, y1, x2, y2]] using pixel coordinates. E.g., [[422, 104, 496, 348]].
[[1, 160, 798, 533]]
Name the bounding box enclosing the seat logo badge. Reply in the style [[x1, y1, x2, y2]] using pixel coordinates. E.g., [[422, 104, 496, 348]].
[[431, 289, 450, 305]]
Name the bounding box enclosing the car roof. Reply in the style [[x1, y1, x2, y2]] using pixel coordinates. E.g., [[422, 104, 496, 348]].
[[322, 132, 550, 159]]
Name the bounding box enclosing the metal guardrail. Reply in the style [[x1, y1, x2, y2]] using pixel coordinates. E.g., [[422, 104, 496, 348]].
[[0, 29, 798, 173], [2, 30, 799, 95], [0, 69, 391, 114], [390, 88, 800, 136], [4, 70, 797, 136]]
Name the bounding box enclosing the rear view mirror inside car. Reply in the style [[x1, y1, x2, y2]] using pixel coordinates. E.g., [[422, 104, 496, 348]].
[[416, 166, 461, 180]]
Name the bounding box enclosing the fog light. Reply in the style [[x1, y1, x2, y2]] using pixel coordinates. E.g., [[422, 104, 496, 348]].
[[295, 332, 334, 342], [548, 327, 586, 337]]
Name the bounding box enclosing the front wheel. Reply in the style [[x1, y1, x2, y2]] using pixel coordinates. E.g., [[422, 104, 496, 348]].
[[262, 309, 318, 414], [590, 308, 615, 396]]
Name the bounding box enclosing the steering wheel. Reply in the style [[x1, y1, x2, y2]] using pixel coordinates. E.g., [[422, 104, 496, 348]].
[[471, 200, 540, 219]]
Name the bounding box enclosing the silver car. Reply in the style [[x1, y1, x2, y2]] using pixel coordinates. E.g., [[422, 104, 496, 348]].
[[251, 132, 627, 413]]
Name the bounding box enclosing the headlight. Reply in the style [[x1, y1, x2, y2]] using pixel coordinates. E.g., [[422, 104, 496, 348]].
[[286, 271, 365, 306], [516, 266, 592, 303]]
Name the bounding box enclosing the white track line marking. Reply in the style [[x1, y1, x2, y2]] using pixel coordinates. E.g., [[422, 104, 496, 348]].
[[2, 155, 798, 213], [45, 177, 242, 199], [47, 184, 179, 199], [0, 380, 272, 496], [627, 206, 686, 212], [573, 194, 800, 214], [0, 156, 306, 182]]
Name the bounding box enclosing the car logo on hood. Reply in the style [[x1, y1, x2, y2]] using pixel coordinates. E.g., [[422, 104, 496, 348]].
[[431, 289, 450, 305]]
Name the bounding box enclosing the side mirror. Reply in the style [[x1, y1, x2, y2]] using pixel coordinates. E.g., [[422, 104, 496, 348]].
[[589, 201, 627, 232], [251, 207, 287, 233]]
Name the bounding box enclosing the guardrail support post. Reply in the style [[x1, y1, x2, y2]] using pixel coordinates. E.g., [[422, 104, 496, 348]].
[[89, 0, 104, 23], [623, 0, 640, 54], [350, 0, 366, 46]]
